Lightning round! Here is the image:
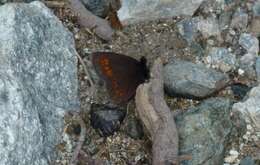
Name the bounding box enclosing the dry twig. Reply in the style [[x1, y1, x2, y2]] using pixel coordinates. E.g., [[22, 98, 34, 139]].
[[135, 58, 179, 165], [67, 0, 114, 41], [69, 113, 87, 165], [43, 1, 66, 8]]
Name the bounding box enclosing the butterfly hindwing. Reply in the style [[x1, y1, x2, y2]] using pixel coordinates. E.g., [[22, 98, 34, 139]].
[[92, 52, 147, 104]]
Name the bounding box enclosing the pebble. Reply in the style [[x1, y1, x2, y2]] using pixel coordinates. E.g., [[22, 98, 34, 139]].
[[255, 57, 260, 83], [253, 1, 260, 17], [225, 155, 238, 163], [239, 33, 259, 54], [238, 68, 245, 75], [197, 17, 221, 38], [206, 47, 237, 72], [90, 104, 126, 137], [163, 59, 230, 98], [247, 124, 253, 131], [240, 156, 255, 165], [231, 83, 251, 100], [231, 8, 248, 30], [229, 150, 239, 156]]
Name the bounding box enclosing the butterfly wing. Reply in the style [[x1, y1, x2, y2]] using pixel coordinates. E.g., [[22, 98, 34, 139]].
[[92, 52, 146, 104]]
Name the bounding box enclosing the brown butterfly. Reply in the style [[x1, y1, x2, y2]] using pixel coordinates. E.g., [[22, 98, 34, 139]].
[[92, 52, 149, 104]]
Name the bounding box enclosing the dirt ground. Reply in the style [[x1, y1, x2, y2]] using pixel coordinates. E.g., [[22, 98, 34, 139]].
[[50, 2, 259, 165]]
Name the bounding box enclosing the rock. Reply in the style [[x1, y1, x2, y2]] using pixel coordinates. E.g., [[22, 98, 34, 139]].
[[80, 0, 121, 18], [80, 0, 109, 18], [163, 59, 230, 99], [256, 57, 260, 83], [231, 83, 251, 100], [118, 0, 204, 24], [177, 17, 200, 44], [239, 33, 259, 54], [240, 156, 255, 165], [253, 1, 260, 17], [229, 150, 239, 156], [238, 64, 256, 80], [0, 2, 79, 165], [125, 117, 144, 139], [176, 98, 246, 165], [232, 85, 260, 131], [0, 0, 33, 5], [90, 104, 126, 137], [206, 47, 237, 72], [197, 16, 221, 39], [219, 11, 233, 30], [240, 53, 257, 66], [224, 155, 238, 163], [238, 33, 259, 79], [231, 8, 248, 30]]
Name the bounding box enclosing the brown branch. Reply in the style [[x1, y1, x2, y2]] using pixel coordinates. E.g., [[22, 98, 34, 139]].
[[69, 113, 105, 165], [135, 58, 179, 165], [69, 113, 87, 165], [44, 1, 66, 8], [67, 0, 114, 41]]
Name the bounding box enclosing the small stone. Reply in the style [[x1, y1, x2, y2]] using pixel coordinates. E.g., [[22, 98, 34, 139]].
[[231, 8, 248, 30], [240, 53, 257, 66], [229, 29, 236, 35], [243, 134, 249, 141], [239, 143, 244, 150], [206, 47, 237, 72], [90, 104, 126, 137], [80, 0, 120, 18], [229, 150, 239, 156], [255, 57, 260, 83], [239, 62, 256, 80], [238, 68, 245, 75], [197, 17, 221, 38], [163, 59, 230, 98], [233, 85, 260, 130], [219, 11, 232, 30], [177, 17, 200, 43], [247, 124, 253, 131], [225, 155, 238, 163], [240, 156, 255, 165], [125, 117, 144, 139], [231, 83, 251, 100], [252, 135, 258, 142], [239, 33, 259, 54], [253, 1, 260, 17], [135, 155, 142, 162]]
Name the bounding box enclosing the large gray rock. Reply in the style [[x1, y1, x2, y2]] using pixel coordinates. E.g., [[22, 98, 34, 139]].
[[176, 98, 246, 165], [0, 2, 79, 165], [0, 0, 33, 5], [163, 59, 230, 98], [118, 0, 204, 24]]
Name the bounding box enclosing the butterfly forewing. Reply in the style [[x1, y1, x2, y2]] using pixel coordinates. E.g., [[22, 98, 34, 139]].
[[92, 52, 147, 104]]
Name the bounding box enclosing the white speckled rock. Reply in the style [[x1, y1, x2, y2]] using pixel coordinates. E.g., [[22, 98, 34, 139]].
[[0, 2, 79, 165]]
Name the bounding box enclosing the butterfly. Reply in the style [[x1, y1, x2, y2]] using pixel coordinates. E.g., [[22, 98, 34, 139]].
[[92, 52, 149, 104]]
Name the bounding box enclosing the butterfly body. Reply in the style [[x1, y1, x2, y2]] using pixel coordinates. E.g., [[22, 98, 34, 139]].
[[92, 52, 148, 104]]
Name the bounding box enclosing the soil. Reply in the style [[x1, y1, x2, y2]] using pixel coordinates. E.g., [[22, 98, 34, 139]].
[[50, 1, 259, 165]]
